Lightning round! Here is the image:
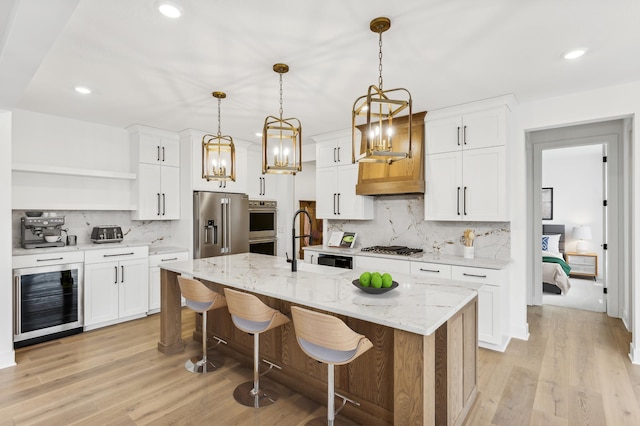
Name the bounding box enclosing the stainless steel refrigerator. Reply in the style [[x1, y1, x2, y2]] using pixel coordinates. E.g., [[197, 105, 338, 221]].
[[193, 191, 249, 259]]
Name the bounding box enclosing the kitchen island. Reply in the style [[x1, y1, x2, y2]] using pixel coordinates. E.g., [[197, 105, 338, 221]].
[[159, 253, 480, 425]]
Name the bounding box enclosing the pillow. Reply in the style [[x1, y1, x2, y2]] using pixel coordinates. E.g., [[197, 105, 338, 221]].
[[542, 234, 561, 254], [542, 250, 563, 260]]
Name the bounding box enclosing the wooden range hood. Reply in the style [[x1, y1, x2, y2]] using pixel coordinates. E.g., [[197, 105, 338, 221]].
[[355, 111, 426, 195]]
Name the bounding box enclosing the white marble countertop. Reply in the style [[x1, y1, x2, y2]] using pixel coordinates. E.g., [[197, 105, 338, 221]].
[[161, 253, 481, 336], [303, 245, 511, 270], [12, 242, 188, 257]]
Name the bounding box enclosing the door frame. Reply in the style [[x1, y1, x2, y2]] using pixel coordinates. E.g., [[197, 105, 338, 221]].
[[526, 119, 628, 318]]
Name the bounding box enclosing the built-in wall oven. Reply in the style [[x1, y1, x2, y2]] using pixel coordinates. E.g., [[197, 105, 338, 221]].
[[249, 200, 277, 256], [13, 254, 84, 348]]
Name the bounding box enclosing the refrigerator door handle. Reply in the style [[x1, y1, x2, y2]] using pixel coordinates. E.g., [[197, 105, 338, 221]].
[[221, 198, 230, 253]]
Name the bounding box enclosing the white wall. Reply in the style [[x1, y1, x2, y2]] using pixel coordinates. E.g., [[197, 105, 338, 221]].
[[542, 145, 603, 276], [514, 80, 640, 364], [0, 111, 16, 368]]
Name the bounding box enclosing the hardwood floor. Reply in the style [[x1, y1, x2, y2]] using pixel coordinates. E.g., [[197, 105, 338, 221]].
[[1, 305, 638, 425]]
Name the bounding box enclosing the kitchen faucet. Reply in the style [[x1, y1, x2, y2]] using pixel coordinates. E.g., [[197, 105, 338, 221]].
[[291, 209, 313, 272]]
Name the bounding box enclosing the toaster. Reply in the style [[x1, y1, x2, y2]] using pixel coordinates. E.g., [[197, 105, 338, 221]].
[[91, 226, 124, 243]]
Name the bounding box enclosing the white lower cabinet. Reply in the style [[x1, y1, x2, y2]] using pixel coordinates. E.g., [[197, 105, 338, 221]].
[[84, 246, 149, 330], [409, 261, 452, 279], [451, 265, 509, 351], [355, 255, 411, 274], [303, 250, 318, 264], [148, 250, 189, 313]]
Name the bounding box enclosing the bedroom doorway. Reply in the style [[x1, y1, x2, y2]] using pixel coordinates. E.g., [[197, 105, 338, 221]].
[[540, 144, 605, 313], [527, 119, 628, 319]]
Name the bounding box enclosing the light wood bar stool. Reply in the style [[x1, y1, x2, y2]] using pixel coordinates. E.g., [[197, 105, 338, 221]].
[[291, 306, 373, 426], [224, 288, 290, 408], [177, 276, 227, 374]]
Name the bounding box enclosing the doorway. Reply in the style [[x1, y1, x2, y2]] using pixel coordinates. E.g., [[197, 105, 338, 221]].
[[527, 119, 629, 319], [540, 144, 605, 312], [298, 200, 322, 259]]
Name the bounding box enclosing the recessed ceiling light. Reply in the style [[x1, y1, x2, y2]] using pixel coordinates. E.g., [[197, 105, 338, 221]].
[[564, 48, 587, 60], [255, 132, 263, 137], [74, 86, 91, 94], [157, 1, 183, 18]]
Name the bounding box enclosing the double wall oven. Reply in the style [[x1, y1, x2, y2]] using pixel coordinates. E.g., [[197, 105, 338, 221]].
[[248, 200, 277, 256]]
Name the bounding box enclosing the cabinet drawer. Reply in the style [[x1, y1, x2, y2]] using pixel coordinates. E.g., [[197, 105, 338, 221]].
[[13, 251, 85, 269], [85, 246, 149, 264], [410, 261, 452, 279], [355, 256, 411, 274], [149, 251, 189, 268], [451, 266, 505, 286], [567, 255, 596, 266]]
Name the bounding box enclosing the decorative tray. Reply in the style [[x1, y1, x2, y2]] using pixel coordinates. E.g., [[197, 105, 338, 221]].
[[351, 279, 399, 294]]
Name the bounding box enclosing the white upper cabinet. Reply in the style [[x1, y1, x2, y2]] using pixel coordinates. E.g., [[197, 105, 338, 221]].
[[315, 133, 353, 168], [129, 125, 180, 220], [313, 130, 373, 220], [424, 95, 515, 222], [247, 149, 279, 199], [425, 106, 507, 155], [136, 129, 180, 167]]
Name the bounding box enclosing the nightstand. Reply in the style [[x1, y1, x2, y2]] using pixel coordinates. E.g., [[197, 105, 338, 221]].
[[564, 252, 598, 279]]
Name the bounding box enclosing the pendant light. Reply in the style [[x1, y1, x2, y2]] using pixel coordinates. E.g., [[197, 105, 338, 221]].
[[352, 17, 412, 164], [262, 63, 302, 174], [202, 91, 236, 181]]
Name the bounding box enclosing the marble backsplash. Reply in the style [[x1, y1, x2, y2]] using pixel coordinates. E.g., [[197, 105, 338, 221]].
[[327, 194, 511, 260], [12, 210, 174, 248]]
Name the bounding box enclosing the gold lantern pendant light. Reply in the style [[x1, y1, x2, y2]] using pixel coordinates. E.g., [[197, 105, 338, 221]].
[[202, 91, 236, 181], [262, 63, 302, 174], [352, 17, 412, 164]]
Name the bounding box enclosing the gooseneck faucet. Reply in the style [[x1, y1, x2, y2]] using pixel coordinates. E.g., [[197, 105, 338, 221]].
[[291, 209, 313, 272]]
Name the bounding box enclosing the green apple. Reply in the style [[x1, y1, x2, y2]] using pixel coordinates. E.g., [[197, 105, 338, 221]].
[[371, 274, 383, 289], [359, 271, 371, 287], [382, 273, 393, 288]]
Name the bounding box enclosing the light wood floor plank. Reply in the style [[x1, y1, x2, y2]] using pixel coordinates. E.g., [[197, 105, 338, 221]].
[[2, 306, 639, 425]]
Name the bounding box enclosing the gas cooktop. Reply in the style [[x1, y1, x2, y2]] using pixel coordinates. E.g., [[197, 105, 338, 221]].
[[360, 246, 424, 256]]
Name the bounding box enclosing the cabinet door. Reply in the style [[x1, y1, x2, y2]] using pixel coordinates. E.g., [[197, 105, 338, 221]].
[[135, 163, 162, 220], [246, 150, 263, 198], [425, 115, 463, 155], [460, 107, 506, 150], [304, 251, 318, 264], [316, 142, 339, 168], [148, 266, 161, 312], [139, 133, 163, 165], [477, 284, 501, 345], [160, 136, 180, 167], [316, 167, 337, 218], [84, 262, 120, 326], [425, 151, 463, 221], [160, 165, 180, 219], [119, 259, 149, 318], [462, 146, 506, 221], [335, 136, 353, 165], [336, 164, 373, 219]]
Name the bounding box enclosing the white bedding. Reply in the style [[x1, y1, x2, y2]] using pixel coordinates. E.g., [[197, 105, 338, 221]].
[[542, 250, 571, 295]]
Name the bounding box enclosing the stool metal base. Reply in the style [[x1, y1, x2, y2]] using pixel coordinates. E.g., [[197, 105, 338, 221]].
[[184, 352, 225, 374], [233, 381, 280, 408], [306, 417, 357, 426]]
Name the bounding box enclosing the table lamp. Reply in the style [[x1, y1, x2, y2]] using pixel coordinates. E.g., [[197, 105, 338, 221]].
[[573, 225, 592, 253]]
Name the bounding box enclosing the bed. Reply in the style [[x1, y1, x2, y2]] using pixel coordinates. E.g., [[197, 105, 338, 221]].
[[542, 224, 571, 295]]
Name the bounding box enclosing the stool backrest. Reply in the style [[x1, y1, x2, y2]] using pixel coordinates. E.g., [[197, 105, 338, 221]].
[[177, 276, 227, 311], [224, 288, 289, 331], [291, 306, 373, 358]]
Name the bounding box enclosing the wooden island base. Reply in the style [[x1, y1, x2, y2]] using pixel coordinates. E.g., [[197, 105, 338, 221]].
[[159, 269, 477, 425]]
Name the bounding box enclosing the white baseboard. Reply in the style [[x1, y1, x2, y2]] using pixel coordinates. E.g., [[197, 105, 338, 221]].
[[630, 342, 640, 365], [479, 336, 512, 352], [0, 350, 16, 370], [510, 322, 530, 341]]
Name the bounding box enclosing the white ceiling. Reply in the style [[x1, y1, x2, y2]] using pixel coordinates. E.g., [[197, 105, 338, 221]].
[[2, 0, 640, 146]]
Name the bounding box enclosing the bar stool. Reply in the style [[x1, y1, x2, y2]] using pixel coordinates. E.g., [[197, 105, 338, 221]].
[[177, 276, 227, 374], [224, 287, 290, 408], [291, 306, 373, 426]]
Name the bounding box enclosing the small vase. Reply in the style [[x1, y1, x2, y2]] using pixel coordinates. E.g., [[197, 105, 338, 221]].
[[463, 246, 474, 259]]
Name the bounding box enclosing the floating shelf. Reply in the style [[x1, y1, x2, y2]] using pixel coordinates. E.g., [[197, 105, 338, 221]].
[[12, 163, 136, 180]]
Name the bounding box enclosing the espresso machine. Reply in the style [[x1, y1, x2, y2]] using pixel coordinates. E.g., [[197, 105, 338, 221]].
[[21, 214, 66, 249]]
